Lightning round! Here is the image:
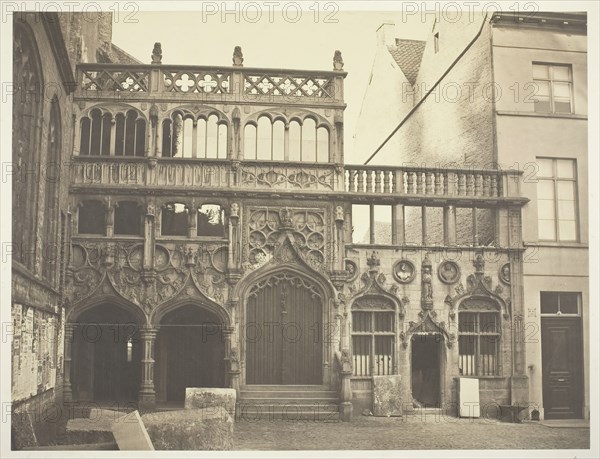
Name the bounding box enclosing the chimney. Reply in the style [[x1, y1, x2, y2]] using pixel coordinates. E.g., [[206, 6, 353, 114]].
[[376, 22, 396, 47]]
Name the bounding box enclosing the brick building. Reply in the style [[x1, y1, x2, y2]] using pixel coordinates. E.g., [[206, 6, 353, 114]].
[[355, 12, 588, 419]]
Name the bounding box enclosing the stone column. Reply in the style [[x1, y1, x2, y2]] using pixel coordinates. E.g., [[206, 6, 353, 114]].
[[138, 326, 157, 409], [444, 205, 456, 245], [63, 323, 75, 402]]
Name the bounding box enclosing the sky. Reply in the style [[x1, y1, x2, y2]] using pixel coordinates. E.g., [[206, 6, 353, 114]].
[[112, 8, 429, 163]]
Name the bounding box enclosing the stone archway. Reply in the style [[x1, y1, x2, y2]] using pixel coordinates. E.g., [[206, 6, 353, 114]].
[[154, 304, 227, 404], [70, 302, 144, 404]]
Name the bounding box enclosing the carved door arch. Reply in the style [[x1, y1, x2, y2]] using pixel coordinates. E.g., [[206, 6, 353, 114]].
[[246, 271, 323, 385]]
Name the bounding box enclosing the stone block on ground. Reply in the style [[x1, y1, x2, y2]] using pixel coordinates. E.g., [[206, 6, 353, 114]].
[[185, 388, 236, 416], [372, 375, 403, 417], [141, 408, 233, 450], [111, 410, 154, 451]]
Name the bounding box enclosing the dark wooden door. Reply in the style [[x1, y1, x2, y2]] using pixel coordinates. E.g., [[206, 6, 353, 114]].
[[541, 317, 583, 419], [246, 273, 322, 385]]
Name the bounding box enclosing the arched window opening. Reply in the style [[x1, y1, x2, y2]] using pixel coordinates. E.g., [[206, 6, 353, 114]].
[[217, 123, 228, 158], [301, 118, 317, 162], [316, 127, 329, 162], [114, 113, 125, 156], [257, 116, 271, 160], [162, 119, 172, 157], [244, 124, 257, 159], [273, 120, 285, 160], [162, 113, 227, 159], [182, 117, 194, 158], [80, 108, 146, 156], [78, 201, 105, 235], [114, 201, 142, 236], [13, 22, 43, 267], [161, 203, 188, 236], [206, 115, 219, 158], [197, 204, 225, 237], [289, 120, 301, 161]]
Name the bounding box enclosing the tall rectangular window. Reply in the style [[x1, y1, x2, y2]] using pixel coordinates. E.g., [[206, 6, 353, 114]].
[[532, 63, 573, 114], [352, 311, 394, 376], [536, 158, 578, 242], [458, 312, 500, 376]]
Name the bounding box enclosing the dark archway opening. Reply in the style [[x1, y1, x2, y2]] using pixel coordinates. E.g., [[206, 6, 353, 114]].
[[71, 304, 141, 404], [411, 334, 442, 408], [156, 305, 226, 404]]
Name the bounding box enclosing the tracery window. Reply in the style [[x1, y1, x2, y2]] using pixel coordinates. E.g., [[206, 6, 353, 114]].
[[79, 108, 146, 156], [13, 21, 43, 267], [162, 112, 227, 158], [42, 98, 62, 282], [244, 115, 329, 162]]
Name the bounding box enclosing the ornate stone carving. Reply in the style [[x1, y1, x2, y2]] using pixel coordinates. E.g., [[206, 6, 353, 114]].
[[279, 207, 294, 229], [333, 50, 344, 70], [344, 259, 358, 282], [499, 263, 511, 284], [366, 251, 380, 271], [352, 297, 394, 310], [421, 254, 433, 309], [334, 206, 344, 223], [232, 46, 244, 66], [392, 259, 415, 284], [438, 260, 460, 284], [151, 42, 162, 64], [230, 202, 240, 218]]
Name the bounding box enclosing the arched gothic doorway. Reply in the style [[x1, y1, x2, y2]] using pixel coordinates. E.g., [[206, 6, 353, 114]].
[[71, 303, 142, 403], [155, 304, 226, 404], [245, 271, 323, 385]]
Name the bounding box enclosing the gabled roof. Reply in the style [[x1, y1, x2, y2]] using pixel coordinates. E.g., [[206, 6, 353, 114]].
[[387, 38, 426, 85]]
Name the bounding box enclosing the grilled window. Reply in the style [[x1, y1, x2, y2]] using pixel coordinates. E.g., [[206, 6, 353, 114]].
[[458, 312, 500, 376], [352, 310, 394, 376]]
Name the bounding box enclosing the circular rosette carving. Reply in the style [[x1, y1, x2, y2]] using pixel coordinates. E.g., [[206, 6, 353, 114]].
[[499, 263, 511, 284], [86, 246, 102, 268], [307, 249, 325, 266], [392, 259, 416, 284], [128, 245, 144, 271], [306, 212, 325, 233], [249, 230, 267, 248], [210, 246, 228, 273], [291, 231, 307, 248], [306, 232, 324, 250], [249, 210, 267, 231], [154, 245, 170, 271], [438, 260, 461, 284], [249, 248, 268, 264], [344, 259, 359, 282]]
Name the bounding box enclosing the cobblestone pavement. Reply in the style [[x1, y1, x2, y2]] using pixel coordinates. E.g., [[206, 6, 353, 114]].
[[233, 415, 590, 450]]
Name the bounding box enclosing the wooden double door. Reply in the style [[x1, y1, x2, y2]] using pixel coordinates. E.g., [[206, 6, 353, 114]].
[[246, 273, 323, 385]]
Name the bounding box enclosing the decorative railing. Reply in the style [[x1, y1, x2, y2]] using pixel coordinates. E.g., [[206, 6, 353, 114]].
[[75, 63, 345, 103], [344, 165, 521, 198], [69, 158, 524, 199]]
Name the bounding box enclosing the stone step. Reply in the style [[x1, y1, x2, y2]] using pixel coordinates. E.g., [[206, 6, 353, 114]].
[[240, 390, 338, 399], [241, 384, 330, 391], [240, 397, 339, 404], [236, 403, 340, 421]]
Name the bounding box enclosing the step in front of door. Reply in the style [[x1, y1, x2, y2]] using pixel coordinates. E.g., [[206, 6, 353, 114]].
[[238, 385, 340, 421]]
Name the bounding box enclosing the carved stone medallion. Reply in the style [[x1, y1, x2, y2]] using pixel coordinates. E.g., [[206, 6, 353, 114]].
[[499, 263, 511, 284], [438, 260, 460, 284], [392, 259, 416, 284]]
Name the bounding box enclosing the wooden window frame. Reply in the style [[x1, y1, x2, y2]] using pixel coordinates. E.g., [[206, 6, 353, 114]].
[[351, 310, 395, 377]]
